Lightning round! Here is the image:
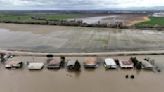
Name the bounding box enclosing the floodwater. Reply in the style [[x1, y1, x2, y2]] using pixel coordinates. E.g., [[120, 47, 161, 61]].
[[67, 14, 147, 26], [67, 15, 111, 24], [0, 55, 164, 92], [0, 23, 164, 53]]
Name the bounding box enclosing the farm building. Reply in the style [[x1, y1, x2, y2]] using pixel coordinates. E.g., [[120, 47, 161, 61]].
[[104, 58, 117, 69], [47, 57, 61, 69], [119, 60, 134, 69], [28, 62, 44, 70], [84, 57, 97, 68], [153, 13, 164, 17], [5, 60, 23, 69], [142, 60, 154, 70]]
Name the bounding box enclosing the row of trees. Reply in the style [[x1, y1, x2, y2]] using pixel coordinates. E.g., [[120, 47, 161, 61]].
[[134, 24, 164, 30], [0, 16, 126, 28]]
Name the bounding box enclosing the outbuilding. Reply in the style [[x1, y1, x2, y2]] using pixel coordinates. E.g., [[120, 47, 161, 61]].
[[5, 60, 23, 69], [119, 60, 133, 69], [47, 57, 61, 69], [104, 58, 117, 69], [66, 60, 76, 70], [142, 60, 154, 70], [28, 62, 44, 70], [84, 57, 97, 68]]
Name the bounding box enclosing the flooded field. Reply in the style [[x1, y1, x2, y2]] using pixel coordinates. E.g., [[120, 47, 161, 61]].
[[0, 55, 164, 92], [0, 23, 164, 53], [67, 14, 148, 26]]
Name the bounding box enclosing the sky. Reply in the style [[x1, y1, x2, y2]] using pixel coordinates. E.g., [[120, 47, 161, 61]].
[[0, 0, 164, 10]]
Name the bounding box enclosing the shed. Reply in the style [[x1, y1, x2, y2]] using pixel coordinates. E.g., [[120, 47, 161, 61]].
[[84, 57, 97, 68], [5, 60, 23, 69], [142, 60, 154, 70], [119, 60, 133, 69], [104, 58, 117, 69], [66, 60, 76, 70], [28, 62, 44, 70], [47, 57, 61, 69]]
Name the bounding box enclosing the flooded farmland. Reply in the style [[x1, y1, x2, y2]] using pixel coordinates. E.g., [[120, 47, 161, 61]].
[[0, 55, 164, 92], [0, 23, 164, 92], [0, 23, 164, 53]]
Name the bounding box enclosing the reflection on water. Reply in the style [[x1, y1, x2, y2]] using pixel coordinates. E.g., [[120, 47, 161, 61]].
[[67, 16, 111, 24]]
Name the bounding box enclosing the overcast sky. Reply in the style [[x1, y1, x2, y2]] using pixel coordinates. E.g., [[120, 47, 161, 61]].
[[0, 0, 164, 10]]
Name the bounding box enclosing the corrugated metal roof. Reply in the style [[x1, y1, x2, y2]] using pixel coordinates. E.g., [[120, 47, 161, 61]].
[[105, 58, 116, 66], [28, 62, 44, 69], [142, 61, 154, 68], [84, 57, 97, 65], [67, 60, 76, 66], [119, 60, 133, 68]]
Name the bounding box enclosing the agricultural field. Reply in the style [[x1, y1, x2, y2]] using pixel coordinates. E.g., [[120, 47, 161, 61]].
[[135, 17, 164, 27], [67, 14, 148, 26], [0, 13, 82, 22], [0, 23, 164, 53]]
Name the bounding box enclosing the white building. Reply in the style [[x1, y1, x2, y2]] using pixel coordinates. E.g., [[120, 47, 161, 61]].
[[28, 62, 44, 70], [142, 60, 154, 70], [153, 13, 164, 17], [104, 58, 117, 69]]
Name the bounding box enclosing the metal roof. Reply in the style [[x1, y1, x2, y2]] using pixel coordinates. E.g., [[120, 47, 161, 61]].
[[28, 62, 44, 69], [105, 58, 116, 66], [142, 61, 154, 68], [48, 57, 60, 65], [84, 57, 97, 65], [67, 60, 76, 66], [119, 60, 133, 68]]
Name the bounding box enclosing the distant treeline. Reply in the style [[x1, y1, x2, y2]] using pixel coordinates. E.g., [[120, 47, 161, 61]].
[[0, 10, 157, 14], [0, 16, 126, 28]]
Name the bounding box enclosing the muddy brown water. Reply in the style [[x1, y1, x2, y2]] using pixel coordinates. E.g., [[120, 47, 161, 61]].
[[0, 23, 164, 53], [0, 23, 164, 92], [0, 55, 164, 92]]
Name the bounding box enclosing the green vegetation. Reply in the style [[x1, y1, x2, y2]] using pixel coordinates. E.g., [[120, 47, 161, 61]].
[[0, 13, 81, 23], [41, 14, 81, 20], [0, 12, 125, 28], [136, 17, 164, 27]]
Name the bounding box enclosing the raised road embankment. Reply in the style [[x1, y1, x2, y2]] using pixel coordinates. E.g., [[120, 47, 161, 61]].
[[1, 49, 164, 57]]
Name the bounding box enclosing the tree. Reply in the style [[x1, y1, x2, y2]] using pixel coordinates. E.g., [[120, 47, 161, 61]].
[[115, 59, 120, 66], [0, 53, 5, 63], [74, 60, 81, 71], [136, 62, 142, 70], [46, 54, 53, 58], [130, 57, 139, 67], [60, 56, 65, 68]]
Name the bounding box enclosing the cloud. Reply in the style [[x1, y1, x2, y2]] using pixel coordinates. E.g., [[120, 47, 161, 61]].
[[0, 0, 164, 10]]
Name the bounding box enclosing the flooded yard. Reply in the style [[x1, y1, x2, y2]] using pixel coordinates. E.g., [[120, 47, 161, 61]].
[[0, 23, 164, 53], [0, 55, 164, 92]]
